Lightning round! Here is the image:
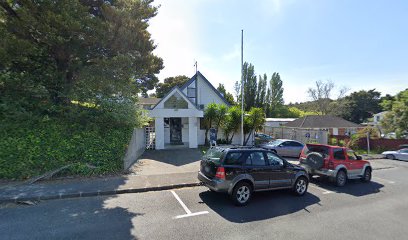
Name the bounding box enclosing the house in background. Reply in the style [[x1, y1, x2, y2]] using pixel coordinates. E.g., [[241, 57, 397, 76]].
[[139, 98, 161, 110], [283, 115, 363, 136], [264, 118, 297, 128], [145, 71, 249, 149]]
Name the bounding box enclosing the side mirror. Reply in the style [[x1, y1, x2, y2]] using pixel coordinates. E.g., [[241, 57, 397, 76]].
[[356, 156, 362, 160]]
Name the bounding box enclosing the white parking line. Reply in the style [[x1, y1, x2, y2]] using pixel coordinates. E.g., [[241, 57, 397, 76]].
[[373, 177, 395, 184], [170, 190, 209, 219], [309, 184, 334, 194]]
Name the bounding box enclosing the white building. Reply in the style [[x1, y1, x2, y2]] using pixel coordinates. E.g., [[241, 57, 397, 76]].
[[264, 118, 297, 128], [146, 71, 248, 149]]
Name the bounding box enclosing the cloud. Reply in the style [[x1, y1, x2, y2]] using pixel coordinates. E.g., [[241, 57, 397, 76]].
[[148, 1, 203, 79]]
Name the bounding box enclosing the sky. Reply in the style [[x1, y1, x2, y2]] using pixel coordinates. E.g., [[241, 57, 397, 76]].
[[148, 0, 408, 103]]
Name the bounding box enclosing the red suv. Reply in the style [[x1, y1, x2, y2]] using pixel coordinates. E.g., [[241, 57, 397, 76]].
[[299, 144, 372, 186]]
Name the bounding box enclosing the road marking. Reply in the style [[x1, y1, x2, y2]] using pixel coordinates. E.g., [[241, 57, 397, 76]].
[[309, 184, 334, 194], [373, 177, 395, 184], [170, 190, 208, 219]]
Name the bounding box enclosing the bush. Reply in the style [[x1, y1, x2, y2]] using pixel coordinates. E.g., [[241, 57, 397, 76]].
[[0, 114, 133, 180]]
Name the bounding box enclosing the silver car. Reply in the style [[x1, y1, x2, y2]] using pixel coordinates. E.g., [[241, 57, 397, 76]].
[[382, 148, 408, 161], [259, 139, 304, 158]]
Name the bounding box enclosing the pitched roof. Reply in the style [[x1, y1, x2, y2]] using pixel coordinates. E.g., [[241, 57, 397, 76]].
[[150, 86, 200, 110], [138, 98, 161, 105], [180, 71, 231, 106], [283, 115, 362, 128]]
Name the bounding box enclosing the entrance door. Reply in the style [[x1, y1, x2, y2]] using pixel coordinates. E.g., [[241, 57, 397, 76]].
[[170, 118, 182, 144]]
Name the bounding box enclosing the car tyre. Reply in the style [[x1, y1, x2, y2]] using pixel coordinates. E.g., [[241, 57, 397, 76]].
[[231, 182, 252, 206], [293, 176, 308, 196], [386, 154, 395, 160], [335, 170, 347, 187], [361, 168, 372, 182]]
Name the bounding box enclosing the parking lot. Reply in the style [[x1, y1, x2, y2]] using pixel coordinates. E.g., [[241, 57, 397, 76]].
[[1, 159, 408, 240]]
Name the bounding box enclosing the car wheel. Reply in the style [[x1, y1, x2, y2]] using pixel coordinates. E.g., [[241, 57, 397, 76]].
[[361, 168, 372, 182], [335, 170, 347, 187], [293, 176, 308, 196], [232, 182, 252, 206], [386, 154, 395, 160]]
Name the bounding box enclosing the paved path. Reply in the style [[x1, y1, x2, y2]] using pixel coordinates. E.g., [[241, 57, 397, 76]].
[[129, 149, 202, 175]]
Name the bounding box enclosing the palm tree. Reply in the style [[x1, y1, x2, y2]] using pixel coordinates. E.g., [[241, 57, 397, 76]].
[[223, 106, 242, 144], [243, 107, 265, 145]]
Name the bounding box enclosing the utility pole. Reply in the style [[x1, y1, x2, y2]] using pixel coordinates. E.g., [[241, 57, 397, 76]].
[[240, 29, 244, 146]]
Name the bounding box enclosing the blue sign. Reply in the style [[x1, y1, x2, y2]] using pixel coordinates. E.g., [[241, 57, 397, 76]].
[[305, 133, 310, 138]]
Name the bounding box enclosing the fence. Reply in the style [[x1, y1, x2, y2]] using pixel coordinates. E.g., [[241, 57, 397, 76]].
[[123, 128, 146, 170], [261, 126, 328, 144]]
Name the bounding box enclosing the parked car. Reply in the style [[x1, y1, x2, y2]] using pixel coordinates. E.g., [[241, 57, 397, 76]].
[[198, 146, 309, 206], [259, 139, 304, 158], [299, 144, 372, 187], [382, 148, 408, 161], [255, 133, 273, 142]]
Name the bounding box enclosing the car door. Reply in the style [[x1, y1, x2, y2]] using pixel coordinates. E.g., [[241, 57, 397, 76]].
[[244, 151, 270, 190], [276, 141, 289, 156], [332, 147, 347, 171], [265, 152, 292, 188], [287, 141, 304, 157], [345, 150, 365, 177], [398, 149, 408, 160]]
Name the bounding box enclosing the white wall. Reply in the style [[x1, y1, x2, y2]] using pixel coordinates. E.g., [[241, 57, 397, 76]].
[[182, 117, 189, 143], [123, 128, 145, 170], [164, 127, 170, 144], [155, 118, 164, 149], [196, 75, 226, 106]]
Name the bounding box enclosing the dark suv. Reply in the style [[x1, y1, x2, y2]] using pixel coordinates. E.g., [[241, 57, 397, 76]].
[[198, 146, 309, 206]]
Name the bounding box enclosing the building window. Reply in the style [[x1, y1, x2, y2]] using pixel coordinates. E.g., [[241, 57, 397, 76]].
[[163, 92, 188, 109]]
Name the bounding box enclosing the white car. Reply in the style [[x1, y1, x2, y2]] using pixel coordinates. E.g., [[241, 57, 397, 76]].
[[382, 148, 408, 161]]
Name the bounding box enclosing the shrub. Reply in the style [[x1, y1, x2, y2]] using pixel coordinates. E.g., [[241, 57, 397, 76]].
[[0, 117, 132, 179]]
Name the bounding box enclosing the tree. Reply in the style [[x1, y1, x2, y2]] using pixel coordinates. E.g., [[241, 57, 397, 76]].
[[217, 84, 235, 105], [234, 81, 241, 102], [0, 0, 163, 109], [243, 107, 265, 145], [340, 89, 381, 123], [266, 72, 284, 117], [222, 106, 242, 143], [242, 62, 257, 111], [380, 89, 408, 138], [155, 75, 190, 98], [255, 74, 267, 109], [307, 80, 348, 115], [202, 103, 228, 145]]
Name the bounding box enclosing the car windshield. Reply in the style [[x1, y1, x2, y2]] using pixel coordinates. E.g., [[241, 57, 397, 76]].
[[203, 147, 225, 162], [268, 140, 283, 146]]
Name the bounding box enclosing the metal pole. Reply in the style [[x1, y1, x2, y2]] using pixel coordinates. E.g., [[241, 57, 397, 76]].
[[367, 132, 370, 154], [240, 29, 244, 146]]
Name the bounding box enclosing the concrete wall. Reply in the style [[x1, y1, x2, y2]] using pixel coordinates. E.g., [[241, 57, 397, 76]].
[[123, 128, 145, 170]]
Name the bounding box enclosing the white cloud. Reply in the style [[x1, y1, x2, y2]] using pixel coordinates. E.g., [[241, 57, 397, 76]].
[[148, 1, 204, 79]]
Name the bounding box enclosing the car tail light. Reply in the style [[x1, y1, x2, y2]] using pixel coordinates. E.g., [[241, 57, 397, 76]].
[[215, 167, 225, 180]]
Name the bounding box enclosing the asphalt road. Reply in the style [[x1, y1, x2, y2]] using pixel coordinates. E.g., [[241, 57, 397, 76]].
[[1, 159, 408, 240]]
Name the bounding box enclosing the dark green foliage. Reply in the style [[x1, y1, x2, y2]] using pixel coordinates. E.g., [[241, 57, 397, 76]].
[[217, 83, 235, 105], [381, 89, 408, 138], [0, 117, 132, 179], [0, 0, 161, 179], [339, 89, 381, 123], [156, 75, 190, 98]]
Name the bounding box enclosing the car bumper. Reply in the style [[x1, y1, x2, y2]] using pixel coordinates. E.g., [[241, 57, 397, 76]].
[[300, 164, 337, 178], [197, 171, 229, 193]]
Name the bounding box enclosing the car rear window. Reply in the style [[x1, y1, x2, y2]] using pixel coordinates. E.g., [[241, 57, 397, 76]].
[[203, 147, 225, 163], [304, 145, 329, 157]]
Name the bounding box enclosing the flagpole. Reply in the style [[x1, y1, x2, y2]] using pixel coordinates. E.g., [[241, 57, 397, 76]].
[[240, 29, 244, 146]]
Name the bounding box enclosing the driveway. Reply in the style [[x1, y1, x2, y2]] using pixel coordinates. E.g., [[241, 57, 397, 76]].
[[129, 149, 203, 176]]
